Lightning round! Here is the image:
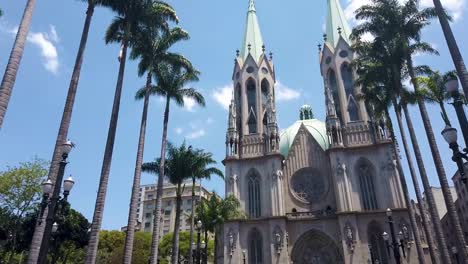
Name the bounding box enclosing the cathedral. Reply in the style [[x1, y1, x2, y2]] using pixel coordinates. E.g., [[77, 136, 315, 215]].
[[221, 0, 424, 263]]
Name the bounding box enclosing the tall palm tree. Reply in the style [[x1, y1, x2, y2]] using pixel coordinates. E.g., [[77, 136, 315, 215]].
[[416, 70, 458, 126], [0, 0, 36, 129], [353, 56, 430, 264], [85, 2, 177, 263], [26, 1, 103, 263], [139, 61, 204, 264], [352, 0, 466, 261], [141, 143, 222, 264], [122, 26, 192, 264], [187, 148, 224, 264], [431, 0, 468, 97]]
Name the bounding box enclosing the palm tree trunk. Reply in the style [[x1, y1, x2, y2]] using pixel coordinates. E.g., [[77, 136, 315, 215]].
[[171, 186, 183, 264], [432, 0, 468, 98], [401, 104, 441, 264], [188, 176, 195, 264], [0, 0, 35, 129], [122, 72, 152, 264], [204, 230, 208, 264], [214, 227, 218, 264], [85, 38, 129, 264], [391, 102, 426, 264], [27, 4, 95, 263], [149, 96, 171, 264], [407, 56, 468, 262]]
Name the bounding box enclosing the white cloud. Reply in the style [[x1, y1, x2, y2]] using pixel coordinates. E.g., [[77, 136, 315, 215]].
[[186, 129, 206, 139], [275, 81, 301, 102], [183, 96, 197, 112], [175, 127, 183, 134], [1, 23, 60, 74], [212, 84, 233, 111], [206, 117, 214, 124]]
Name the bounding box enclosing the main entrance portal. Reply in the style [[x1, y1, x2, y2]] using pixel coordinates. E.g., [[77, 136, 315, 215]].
[[291, 229, 344, 264]]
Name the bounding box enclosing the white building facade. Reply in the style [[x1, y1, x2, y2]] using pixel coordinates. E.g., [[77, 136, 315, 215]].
[[221, 1, 423, 263]]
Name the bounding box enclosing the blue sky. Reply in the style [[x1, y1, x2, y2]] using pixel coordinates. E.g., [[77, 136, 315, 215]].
[[0, 0, 467, 230]]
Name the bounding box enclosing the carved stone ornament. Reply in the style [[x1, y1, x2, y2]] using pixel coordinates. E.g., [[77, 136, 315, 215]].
[[272, 169, 283, 180], [228, 229, 236, 256], [273, 226, 283, 255], [344, 223, 355, 253], [336, 160, 346, 176], [229, 174, 238, 184]]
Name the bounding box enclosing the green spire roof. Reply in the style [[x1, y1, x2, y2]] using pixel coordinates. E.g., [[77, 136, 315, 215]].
[[240, 0, 264, 61], [325, 0, 352, 47]]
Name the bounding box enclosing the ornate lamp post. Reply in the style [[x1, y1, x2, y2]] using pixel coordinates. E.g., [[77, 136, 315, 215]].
[[196, 220, 202, 264], [383, 209, 404, 264], [37, 140, 75, 264], [242, 250, 246, 264], [446, 77, 468, 149], [442, 126, 468, 183], [200, 240, 206, 264]]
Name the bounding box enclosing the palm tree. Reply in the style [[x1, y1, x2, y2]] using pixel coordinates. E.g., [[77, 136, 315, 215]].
[[352, 0, 467, 261], [85, 2, 177, 263], [139, 61, 204, 264], [0, 0, 36, 129], [26, 1, 103, 263], [122, 26, 192, 264], [187, 148, 224, 264], [431, 0, 468, 97], [141, 143, 222, 264], [353, 56, 430, 264], [195, 194, 244, 264], [416, 70, 459, 126]]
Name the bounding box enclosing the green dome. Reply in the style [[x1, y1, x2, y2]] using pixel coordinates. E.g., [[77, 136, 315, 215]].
[[279, 119, 329, 157]]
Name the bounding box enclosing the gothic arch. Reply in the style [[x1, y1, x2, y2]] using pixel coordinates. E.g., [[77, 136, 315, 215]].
[[247, 169, 262, 218], [246, 78, 257, 134], [261, 78, 270, 107], [235, 83, 242, 136], [367, 221, 389, 264], [291, 229, 343, 264], [248, 228, 263, 264], [355, 158, 378, 211], [328, 69, 342, 123], [340, 63, 354, 98]]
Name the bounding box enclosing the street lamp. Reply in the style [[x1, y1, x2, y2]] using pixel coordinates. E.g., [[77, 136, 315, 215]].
[[196, 220, 202, 264], [37, 140, 75, 264], [383, 208, 403, 264], [441, 126, 468, 184], [242, 250, 246, 264], [446, 77, 468, 149]]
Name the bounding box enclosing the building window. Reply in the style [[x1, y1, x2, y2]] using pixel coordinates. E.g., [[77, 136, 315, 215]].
[[146, 204, 153, 210], [261, 79, 270, 107], [145, 222, 151, 228], [328, 70, 343, 123], [248, 171, 261, 218], [147, 194, 154, 200], [356, 159, 378, 210], [146, 213, 151, 218], [341, 64, 354, 98], [247, 78, 257, 134], [248, 228, 263, 264]]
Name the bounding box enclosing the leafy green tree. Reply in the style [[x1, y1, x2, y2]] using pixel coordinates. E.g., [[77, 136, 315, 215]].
[[158, 231, 213, 264], [96, 230, 152, 264], [85, 1, 177, 263], [195, 194, 243, 263]]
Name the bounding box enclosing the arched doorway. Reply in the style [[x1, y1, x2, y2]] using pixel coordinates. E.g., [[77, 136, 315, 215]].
[[291, 229, 343, 264]]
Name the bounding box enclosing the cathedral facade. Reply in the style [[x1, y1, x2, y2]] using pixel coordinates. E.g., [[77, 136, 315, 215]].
[[221, 1, 422, 263]]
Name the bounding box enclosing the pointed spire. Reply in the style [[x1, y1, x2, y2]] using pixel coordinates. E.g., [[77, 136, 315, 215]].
[[240, 0, 264, 61], [325, 0, 352, 47]]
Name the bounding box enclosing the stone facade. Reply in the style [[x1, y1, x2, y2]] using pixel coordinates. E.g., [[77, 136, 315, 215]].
[[220, 1, 423, 263]]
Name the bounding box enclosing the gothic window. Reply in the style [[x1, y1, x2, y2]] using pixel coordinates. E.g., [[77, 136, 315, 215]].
[[348, 97, 359, 121], [328, 70, 343, 123], [368, 221, 389, 264], [261, 79, 270, 107], [290, 167, 327, 203], [248, 171, 261, 218], [356, 159, 378, 211], [249, 228, 263, 264], [236, 83, 242, 136], [341, 64, 354, 98], [247, 79, 257, 134]]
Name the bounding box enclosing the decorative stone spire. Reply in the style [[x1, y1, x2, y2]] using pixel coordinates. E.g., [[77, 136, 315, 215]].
[[325, 0, 352, 47], [240, 0, 264, 61]]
